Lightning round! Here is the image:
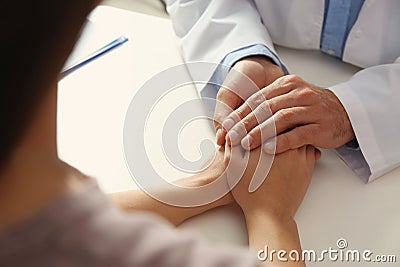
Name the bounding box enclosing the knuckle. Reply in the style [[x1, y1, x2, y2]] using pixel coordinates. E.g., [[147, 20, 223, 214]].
[[258, 100, 273, 115], [277, 109, 295, 122], [275, 75, 301, 92], [235, 107, 248, 120], [242, 117, 252, 130], [297, 88, 318, 101], [251, 125, 262, 137], [250, 128, 262, 144], [234, 123, 247, 136], [245, 113, 261, 131], [284, 74, 303, 84], [247, 92, 265, 108]]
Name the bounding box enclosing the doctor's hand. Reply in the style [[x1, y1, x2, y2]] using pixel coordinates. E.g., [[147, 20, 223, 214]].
[[223, 75, 355, 154], [214, 56, 284, 145]]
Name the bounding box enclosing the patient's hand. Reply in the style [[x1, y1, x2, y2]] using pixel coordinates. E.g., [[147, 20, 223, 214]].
[[229, 145, 319, 219], [225, 146, 319, 267], [173, 145, 229, 188], [110, 146, 234, 226]]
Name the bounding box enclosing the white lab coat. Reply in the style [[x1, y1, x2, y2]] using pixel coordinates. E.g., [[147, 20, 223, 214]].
[[166, 0, 400, 182]]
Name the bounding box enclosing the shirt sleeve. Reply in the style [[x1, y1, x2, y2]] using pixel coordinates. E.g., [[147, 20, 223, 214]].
[[333, 140, 371, 183], [203, 44, 289, 99]]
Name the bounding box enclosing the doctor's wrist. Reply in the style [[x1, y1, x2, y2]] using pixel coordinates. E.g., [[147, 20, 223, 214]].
[[233, 56, 284, 88]]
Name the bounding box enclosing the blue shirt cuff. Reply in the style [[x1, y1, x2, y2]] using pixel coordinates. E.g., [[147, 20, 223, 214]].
[[208, 44, 288, 95], [222, 44, 288, 74]]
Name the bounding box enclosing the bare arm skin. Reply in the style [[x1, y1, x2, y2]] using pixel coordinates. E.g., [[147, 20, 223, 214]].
[[109, 147, 234, 226]]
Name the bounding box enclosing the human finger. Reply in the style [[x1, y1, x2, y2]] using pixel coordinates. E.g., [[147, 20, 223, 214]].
[[214, 88, 242, 145], [221, 79, 297, 134], [264, 124, 319, 154], [241, 106, 317, 150], [226, 93, 300, 146], [216, 65, 264, 130]]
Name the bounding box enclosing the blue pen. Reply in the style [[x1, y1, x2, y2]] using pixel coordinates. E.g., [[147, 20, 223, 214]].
[[59, 36, 129, 80]]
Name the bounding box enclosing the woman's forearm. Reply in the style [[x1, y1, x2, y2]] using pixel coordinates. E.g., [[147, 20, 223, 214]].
[[245, 211, 305, 267], [109, 171, 233, 226]]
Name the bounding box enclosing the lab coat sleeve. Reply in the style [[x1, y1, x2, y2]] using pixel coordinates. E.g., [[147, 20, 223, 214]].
[[166, 0, 278, 88], [329, 57, 400, 182]]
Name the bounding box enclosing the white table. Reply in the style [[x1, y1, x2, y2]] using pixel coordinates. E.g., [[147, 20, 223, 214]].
[[58, 6, 400, 266]]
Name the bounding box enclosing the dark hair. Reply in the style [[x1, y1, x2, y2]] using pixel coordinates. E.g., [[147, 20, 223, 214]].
[[0, 0, 98, 167]]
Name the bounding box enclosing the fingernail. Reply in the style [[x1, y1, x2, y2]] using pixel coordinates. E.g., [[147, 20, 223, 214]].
[[227, 130, 239, 144], [264, 141, 275, 153], [241, 135, 253, 149], [222, 118, 235, 131]]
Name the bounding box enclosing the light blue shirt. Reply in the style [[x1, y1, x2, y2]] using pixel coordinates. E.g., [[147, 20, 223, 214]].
[[321, 0, 365, 58]]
